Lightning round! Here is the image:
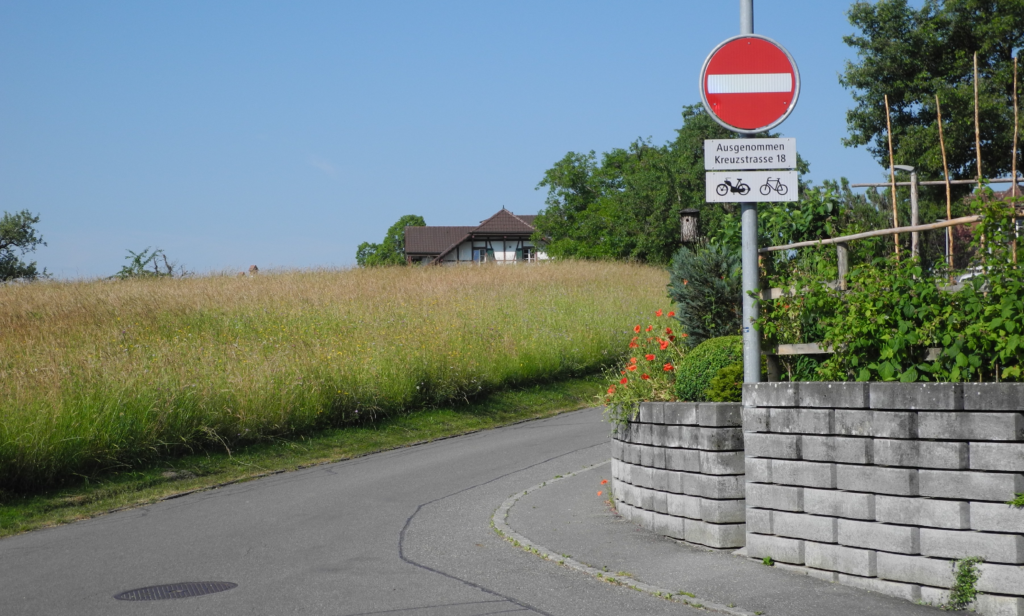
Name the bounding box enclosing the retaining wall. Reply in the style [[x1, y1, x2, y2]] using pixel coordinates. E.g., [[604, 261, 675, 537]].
[[743, 382, 1024, 615], [610, 402, 746, 549]]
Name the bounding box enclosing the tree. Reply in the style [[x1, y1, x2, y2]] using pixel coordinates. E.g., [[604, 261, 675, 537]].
[[533, 105, 738, 265], [0, 210, 46, 281], [356, 215, 426, 266], [111, 247, 179, 279], [532, 105, 811, 265], [841, 0, 1024, 185]]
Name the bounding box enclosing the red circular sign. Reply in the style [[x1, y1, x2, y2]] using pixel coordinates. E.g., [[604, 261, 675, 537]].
[[700, 35, 800, 134]]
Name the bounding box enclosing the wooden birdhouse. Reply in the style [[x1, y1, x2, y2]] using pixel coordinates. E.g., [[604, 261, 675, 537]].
[[680, 209, 700, 244]]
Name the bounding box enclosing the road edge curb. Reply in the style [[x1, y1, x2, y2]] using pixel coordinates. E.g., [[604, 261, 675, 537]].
[[490, 459, 760, 616]]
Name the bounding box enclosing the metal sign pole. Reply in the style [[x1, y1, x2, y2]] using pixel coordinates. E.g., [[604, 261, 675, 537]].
[[739, 0, 761, 384]]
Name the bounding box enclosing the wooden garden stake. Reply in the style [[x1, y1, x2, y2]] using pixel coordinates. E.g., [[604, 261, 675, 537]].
[[885, 94, 900, 256], [1013, 55, 1019, 263], [937, 94, 954, 269], [975, 52, 983, 182]]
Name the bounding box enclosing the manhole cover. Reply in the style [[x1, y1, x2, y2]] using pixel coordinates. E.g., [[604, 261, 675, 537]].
[[114, 581, 237, 601]]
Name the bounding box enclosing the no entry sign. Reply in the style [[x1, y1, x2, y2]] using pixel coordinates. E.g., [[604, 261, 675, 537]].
[[700, 34, 800, 134]]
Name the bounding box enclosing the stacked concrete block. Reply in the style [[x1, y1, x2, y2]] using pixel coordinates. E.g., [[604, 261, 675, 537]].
[[611, 401, 746, 549], [743, 381, 1024, 615]]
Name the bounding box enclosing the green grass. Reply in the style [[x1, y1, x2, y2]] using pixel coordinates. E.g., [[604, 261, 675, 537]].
[[0, 373, 604, 539], [0, 261, 669, 490]]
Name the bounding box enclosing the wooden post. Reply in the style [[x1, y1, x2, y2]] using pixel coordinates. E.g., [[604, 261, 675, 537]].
[[837, 242, 849, 291], [975, 52, 983, 182], [1014, 55, 1019, 263], [885, 95, 901, 256], [937, 95, 954, 269]]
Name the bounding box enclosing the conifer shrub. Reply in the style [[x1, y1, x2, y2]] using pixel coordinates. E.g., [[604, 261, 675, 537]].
[[667, 242, 741, 347], [674, 336, 742, 402]]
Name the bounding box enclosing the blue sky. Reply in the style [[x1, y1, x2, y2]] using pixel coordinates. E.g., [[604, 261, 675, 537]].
[[0, 1, 901, 278]]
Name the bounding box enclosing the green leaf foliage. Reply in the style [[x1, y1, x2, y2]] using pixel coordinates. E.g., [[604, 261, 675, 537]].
[[111, 247, 177, 280], [674, 336, 742, 402], [532, 105, 737, 265], [706, 362, 743, 403], [944, 556, 984, 611], [760, 193, 1024, 383], [841, 0, 1023, 186], [0, 210, 46, 282], [356, 214, 426, 267], [668, 242, 742, 347]]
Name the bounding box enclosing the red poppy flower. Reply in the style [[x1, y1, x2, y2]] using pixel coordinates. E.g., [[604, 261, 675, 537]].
[[683, 280, 688, 285], [601, 479, 608, 485], [634, 325, 641, 333], [597, 491, 603, 496], [629, 342, 638, 348], [663, 363, 674, 371], [628, 365, 638, 372], [641, 374, 650, 380], [681, 333, 689, 338], [607, 386, 616, 394], [655, 309, 663, 317], [620, 377, 628, 384], [645, 325, 653, 332], [630, 357, 638, 364], [669, 335, 676, 342], [668, 311, 675, 317], [665, 328, 673, 334], [659, 340, 670, 350], [645, 354, 655, 361]]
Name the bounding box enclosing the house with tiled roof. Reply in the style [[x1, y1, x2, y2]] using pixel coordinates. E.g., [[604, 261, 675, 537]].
[[404, 209, 549, 265]]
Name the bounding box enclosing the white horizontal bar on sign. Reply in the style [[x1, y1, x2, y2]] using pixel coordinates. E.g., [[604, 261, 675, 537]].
[[706, 73, 792, 94]]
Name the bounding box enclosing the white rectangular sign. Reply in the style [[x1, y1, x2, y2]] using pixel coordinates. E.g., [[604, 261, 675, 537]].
[[705, 170, 799, 203], [704, 138, 796, 171]]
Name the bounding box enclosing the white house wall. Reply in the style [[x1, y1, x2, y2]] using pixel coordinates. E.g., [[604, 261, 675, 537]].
[[439, 239, 548, 264]]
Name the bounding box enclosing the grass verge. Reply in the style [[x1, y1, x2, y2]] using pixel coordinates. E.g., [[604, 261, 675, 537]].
[[0, 373, 604, 539]]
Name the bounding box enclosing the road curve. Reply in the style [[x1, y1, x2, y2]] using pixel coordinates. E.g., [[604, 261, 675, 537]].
[[0, 407, 701, 616]]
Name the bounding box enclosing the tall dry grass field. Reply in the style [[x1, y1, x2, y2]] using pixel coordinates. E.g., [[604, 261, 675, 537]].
[[0, 261, 667, 490]]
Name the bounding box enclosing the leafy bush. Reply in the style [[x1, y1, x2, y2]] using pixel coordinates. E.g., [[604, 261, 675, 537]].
[[668, 242, 741, 347], [674, 336, 742, 402], [759, 194, 1024, 382], [706, 362, 742, 402], [603, 309, 687, 426]]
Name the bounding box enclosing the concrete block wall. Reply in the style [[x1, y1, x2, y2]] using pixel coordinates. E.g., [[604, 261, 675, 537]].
[[610, 401, 746, 549], [743, 382, 1024, 615]]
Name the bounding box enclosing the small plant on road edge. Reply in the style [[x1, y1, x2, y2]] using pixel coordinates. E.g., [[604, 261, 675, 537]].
[[762, 556, 775, 567], [944, 556, 983, 611], [1008, 493, 1024, 509]]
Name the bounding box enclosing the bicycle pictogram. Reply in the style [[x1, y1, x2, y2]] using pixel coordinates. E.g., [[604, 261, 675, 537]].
[[760, 177, 789, 196]]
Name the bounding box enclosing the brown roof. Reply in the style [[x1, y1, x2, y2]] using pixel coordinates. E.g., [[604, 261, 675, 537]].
[[405, 226, 475, 256], [473, 209, 537, 235]]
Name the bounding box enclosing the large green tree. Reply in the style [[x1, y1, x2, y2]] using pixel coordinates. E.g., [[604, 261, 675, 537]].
[[532, 105, 737, 265], [356, 214, 426, 266], [0, 210, 46, 281], [841, 0, 1024, 184]]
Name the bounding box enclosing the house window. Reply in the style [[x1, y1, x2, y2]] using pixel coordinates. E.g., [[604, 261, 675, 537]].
[[522, 246, 536, 262], [473, 248, 487, 263]]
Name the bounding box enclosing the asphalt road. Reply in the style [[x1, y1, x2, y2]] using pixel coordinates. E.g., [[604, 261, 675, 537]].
[[0, 407, 703, 616]]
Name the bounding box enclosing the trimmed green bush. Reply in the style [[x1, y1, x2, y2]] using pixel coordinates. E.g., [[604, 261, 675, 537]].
[[706, 362, 743, 402], [667, 242, 742, 348], [674, 336, 742, 402]]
